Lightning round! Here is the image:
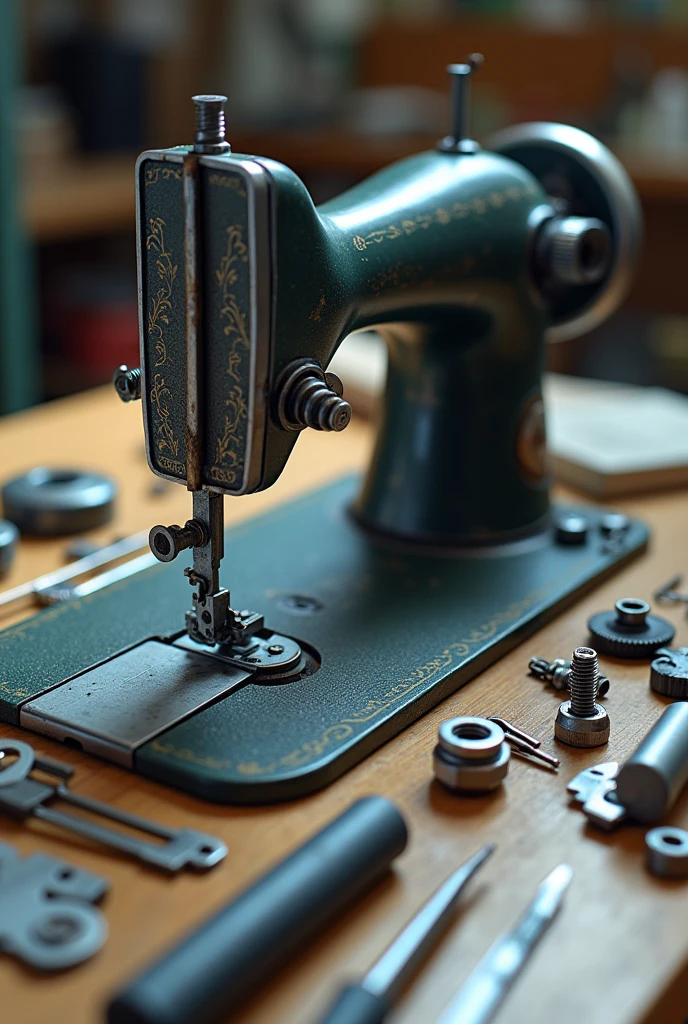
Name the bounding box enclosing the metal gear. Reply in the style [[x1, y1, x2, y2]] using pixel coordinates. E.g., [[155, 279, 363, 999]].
[[650, 647, 688, 699], [587, 598, 675, 659]]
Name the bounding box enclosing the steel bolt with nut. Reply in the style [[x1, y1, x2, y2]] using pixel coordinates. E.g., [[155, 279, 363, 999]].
[[433, 716, 511, 793], [554, 647, 610, 748]]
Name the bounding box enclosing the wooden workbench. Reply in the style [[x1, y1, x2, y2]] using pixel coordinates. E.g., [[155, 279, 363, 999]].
[[0, 386, 686, 1024]]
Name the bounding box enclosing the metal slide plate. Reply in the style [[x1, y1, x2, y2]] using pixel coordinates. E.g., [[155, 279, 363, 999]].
[[0, 475, 648, 803], [21, 642, 250, 768]]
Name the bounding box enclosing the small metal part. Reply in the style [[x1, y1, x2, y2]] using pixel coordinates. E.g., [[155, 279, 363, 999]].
[[435, 863, 573, 1024], [554, 514, 588, 545], [536, 216, 612, 286], [276, 360, 351, 433], [650, 647, 688, 699], [21, 640, 251, 769], [654, 574, 688, 606], [567, 762, 625, 830], [149, 519, 208, 562], [600, 512, 630, 537], [437, 53, 483, 154], [316, 844, 495, 1024], [528, 655, 610, 697], [2, 468, 117, 536], [112, 364, 142, 402], [568, 703, 688, 830], [488, 717, 560, 769], [0, 738, 227, 873], [192, 94, 231, 154], [434, 717, 510, 793], [645, 826, 688, 880], [0, 518, 18, 575], [175, 632, 301, 674], [555, 647, 610, 748], [588, 598, 675, 659], [0, 840, 108, 971]]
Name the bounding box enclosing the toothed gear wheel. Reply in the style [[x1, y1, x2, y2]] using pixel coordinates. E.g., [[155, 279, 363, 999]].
[[650, 647, 688, 699], [587, 598, 675, 660]]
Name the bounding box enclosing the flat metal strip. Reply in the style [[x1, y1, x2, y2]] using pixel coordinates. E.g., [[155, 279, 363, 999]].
[[20, 641, 250, 768]]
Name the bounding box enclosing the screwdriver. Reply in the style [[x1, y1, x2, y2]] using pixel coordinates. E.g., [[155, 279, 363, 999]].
[[315, 843, 495, 1024], [435, 862, 573, 1024]]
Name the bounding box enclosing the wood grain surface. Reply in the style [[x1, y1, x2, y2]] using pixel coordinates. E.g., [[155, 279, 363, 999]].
[[0, 386, 686, 1024]]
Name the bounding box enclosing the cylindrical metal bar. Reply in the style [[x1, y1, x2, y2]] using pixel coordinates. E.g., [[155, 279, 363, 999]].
[[107, 797, 408, 1024], [615, 702, 688, 823]]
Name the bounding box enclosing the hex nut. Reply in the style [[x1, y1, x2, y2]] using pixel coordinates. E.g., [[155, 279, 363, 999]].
[[437, 717, 505, 761], [645, 826, 688, 879], [434, 717, 510, 793], [554, 700, 610, 748]]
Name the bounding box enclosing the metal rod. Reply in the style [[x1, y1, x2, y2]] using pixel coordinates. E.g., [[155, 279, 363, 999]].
[[435, 864, 573, 1024], [0, 531, 150, 609], [363, 844, 495, 1005], [39, 552, 158, 604]]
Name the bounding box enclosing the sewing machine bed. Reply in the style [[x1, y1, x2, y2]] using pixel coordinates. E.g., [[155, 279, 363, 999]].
[[0, 475, 648, 803]]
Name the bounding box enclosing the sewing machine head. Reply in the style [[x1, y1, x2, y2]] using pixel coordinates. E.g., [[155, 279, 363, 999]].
[[115, 58, 641, 651]]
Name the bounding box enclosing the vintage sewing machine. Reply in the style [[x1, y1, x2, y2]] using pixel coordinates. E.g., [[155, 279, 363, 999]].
[[0, 62, 647, 802]]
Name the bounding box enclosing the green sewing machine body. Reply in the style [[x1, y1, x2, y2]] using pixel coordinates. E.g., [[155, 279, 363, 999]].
[[0, 78, 646, 801], [140, 143, 550, 541]]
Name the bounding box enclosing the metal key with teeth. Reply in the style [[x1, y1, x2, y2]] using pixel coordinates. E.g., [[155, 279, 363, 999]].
[[0, 739, 227, 873]]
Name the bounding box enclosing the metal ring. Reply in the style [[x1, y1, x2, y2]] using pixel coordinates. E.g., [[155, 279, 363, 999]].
[[2, 469, 117, 536], [437, 717, 505, 761], [645, 826, 688, 879]]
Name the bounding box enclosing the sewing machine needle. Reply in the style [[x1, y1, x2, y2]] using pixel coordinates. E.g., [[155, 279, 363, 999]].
[[316, 843, 495, 1024], [434, 862, 573, 1024]]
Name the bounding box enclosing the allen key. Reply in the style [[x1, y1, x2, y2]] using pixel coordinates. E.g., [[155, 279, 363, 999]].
[[0, 739, 227, 873], [488, 716, 560, 769]]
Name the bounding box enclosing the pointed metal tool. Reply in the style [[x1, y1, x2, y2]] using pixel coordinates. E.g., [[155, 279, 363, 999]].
[[435, 863, 573, 1024], [316, 844, 495, 1024]]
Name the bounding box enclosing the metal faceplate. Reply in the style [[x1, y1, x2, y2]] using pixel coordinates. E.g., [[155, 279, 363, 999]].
[[136, 149, 272, 494]]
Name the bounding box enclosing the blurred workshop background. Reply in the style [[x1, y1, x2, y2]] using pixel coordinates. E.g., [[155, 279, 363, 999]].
[[2, 0, 688, 416]]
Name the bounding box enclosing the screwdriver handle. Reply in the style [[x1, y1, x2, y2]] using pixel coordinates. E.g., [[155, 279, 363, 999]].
[[316, 984, 389, 1024]]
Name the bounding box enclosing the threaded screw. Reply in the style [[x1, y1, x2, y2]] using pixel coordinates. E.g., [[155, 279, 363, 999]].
[[569, 647, 599, 717], [192, 95, 230, 154], [528, 654, 610, 697], [554, 645, 610, 748]]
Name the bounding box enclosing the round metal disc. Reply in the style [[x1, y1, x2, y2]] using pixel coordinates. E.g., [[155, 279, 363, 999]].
[[2, 468, 117, 536], [488, 122, 642, 341]]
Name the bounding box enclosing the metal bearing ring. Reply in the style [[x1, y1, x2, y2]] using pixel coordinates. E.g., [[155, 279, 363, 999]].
[[434, 716, 510, 793], [2, 469, 116, 536], [645, 826, 688, 879]]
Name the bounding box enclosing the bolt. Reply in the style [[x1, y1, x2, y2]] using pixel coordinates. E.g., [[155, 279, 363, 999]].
[[554, 647, 610, 748], [528, 655, 610, 697], [267, 644, 284, 656], [112, 365, 141, 402], [149, 519, 208, 563], [192, 95, 230, 154]]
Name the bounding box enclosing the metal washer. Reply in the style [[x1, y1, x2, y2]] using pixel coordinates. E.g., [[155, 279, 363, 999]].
[[645, 826, 688, 879], [2, 469, 116, 536]]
